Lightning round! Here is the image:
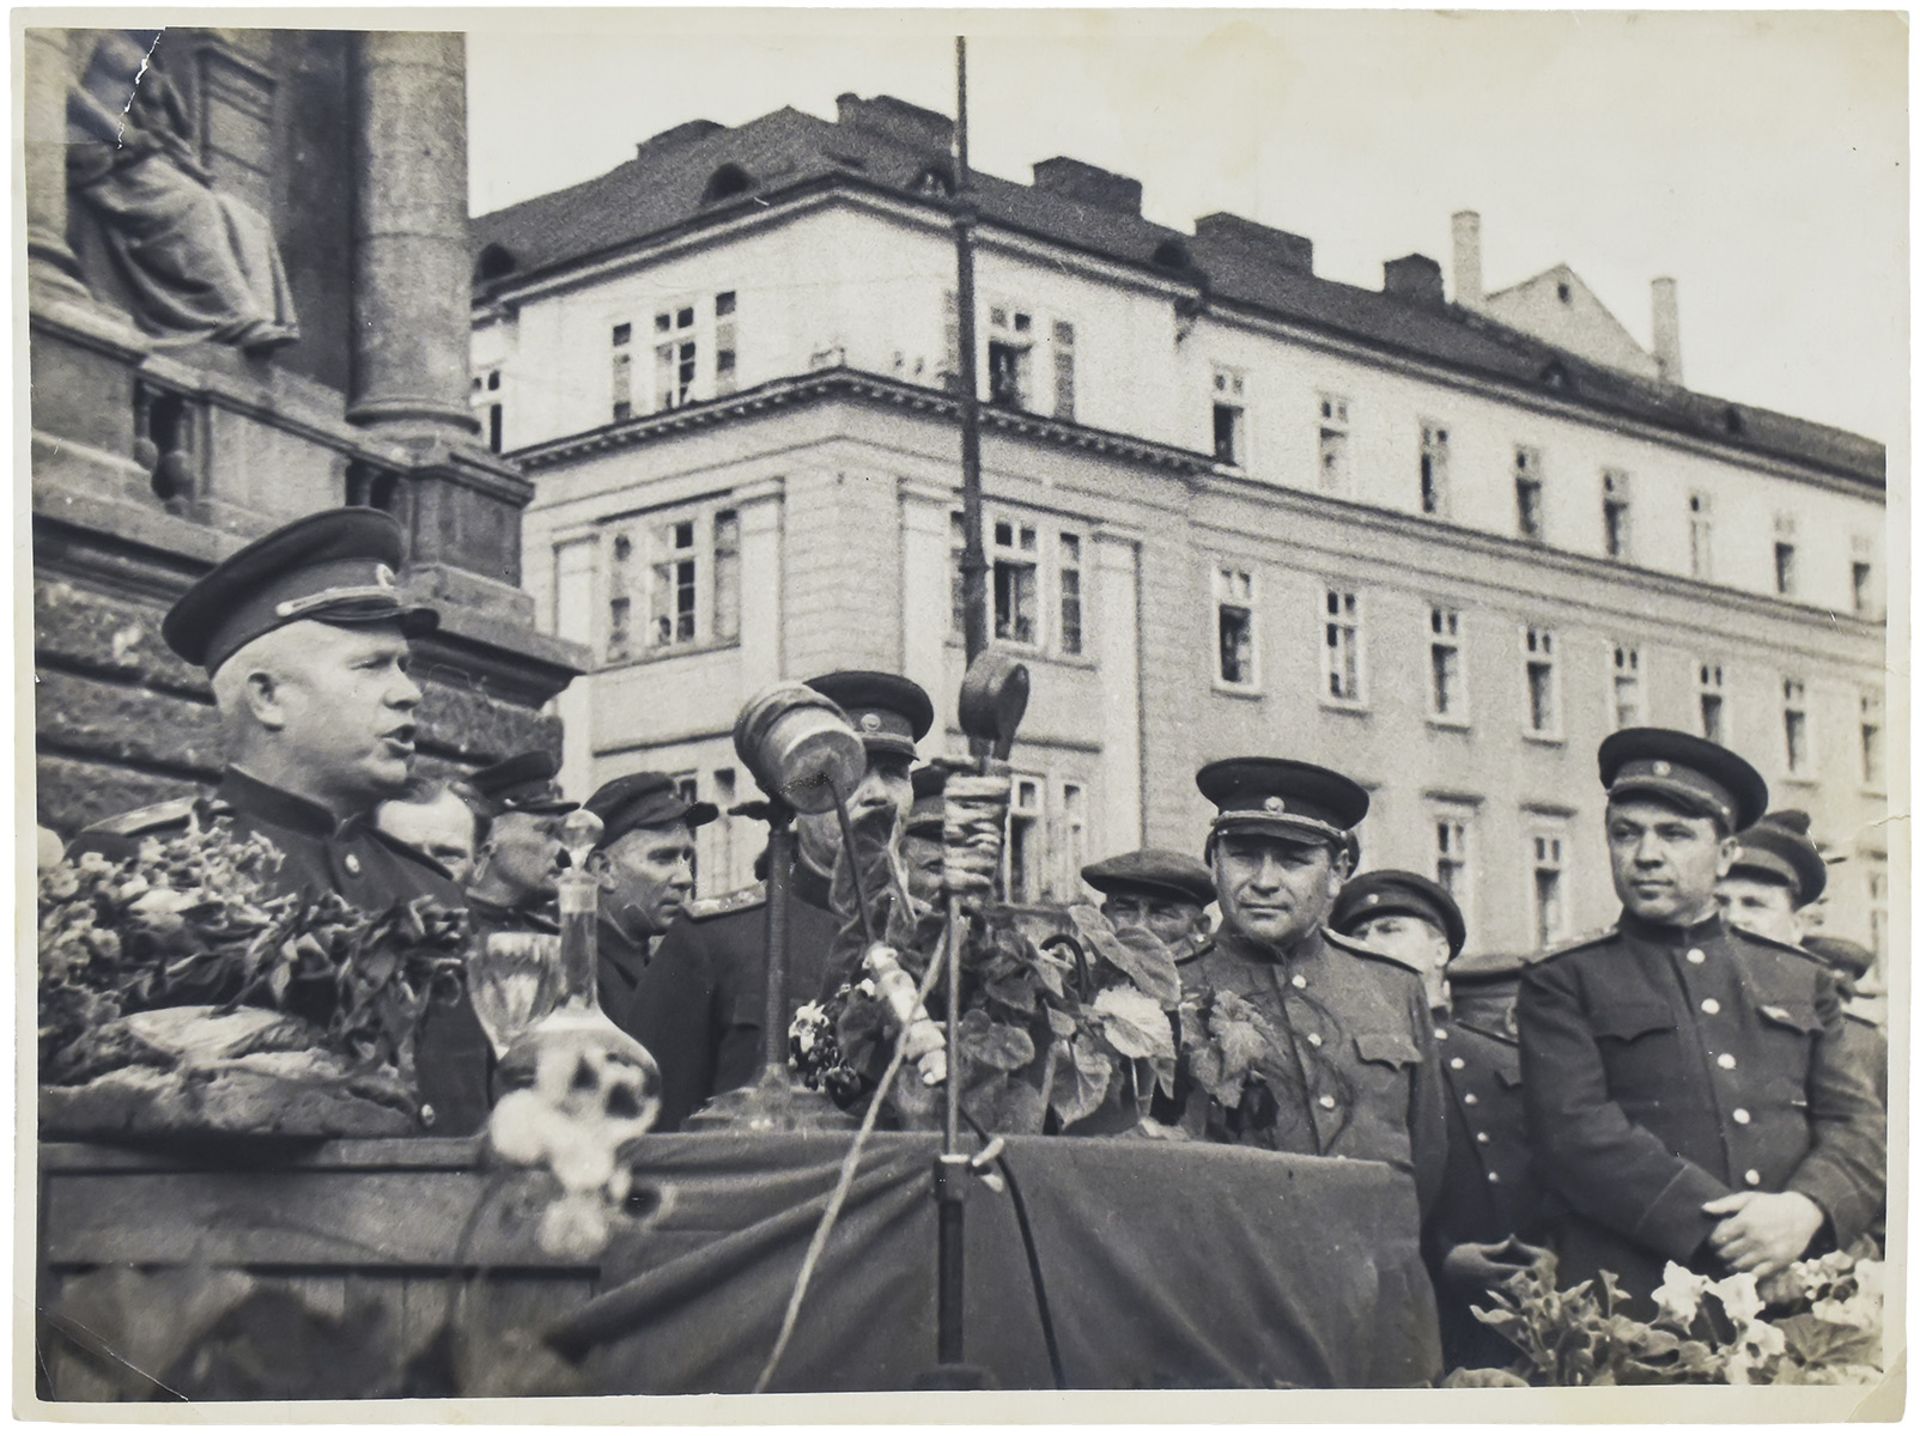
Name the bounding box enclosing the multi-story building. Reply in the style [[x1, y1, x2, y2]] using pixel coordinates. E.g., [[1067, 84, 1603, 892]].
[[471, 93, 1891, 966]]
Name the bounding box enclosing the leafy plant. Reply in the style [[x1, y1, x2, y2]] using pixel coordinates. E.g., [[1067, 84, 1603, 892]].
[[1456, 1241, 1885, 1386]]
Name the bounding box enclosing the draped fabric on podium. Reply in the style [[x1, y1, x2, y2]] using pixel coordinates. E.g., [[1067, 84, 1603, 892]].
[[557, 1133, 1442, 1390]]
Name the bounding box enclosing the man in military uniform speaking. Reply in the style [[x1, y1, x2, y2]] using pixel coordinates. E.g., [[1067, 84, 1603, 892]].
[[70, 509, 491, 1132], [629, 670, 933, 1130], [1518, 729, 1884, 1311]]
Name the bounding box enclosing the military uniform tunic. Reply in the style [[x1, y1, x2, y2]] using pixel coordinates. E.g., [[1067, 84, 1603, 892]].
[[627, 858, 843, 1131], [73, 768, 493, 1134], [1171, 924, 1448, 1218], [1519, 910, 1884, 1310]]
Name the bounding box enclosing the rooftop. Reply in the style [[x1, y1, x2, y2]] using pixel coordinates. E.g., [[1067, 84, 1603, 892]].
[[473, 96, 1885, 489]]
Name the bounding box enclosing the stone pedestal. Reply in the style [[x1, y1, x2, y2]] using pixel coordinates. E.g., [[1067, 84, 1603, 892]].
[[23, 29, 90, 306]]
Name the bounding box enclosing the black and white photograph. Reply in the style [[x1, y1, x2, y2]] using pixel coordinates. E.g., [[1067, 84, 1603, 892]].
[[19, 8, 1905, 1412]]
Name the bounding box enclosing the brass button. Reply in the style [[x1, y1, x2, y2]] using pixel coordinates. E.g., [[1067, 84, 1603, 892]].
[[1291, 974, 1308, 990], [1463, 1093, 1480, 1107], [1717, 1053, 1737, 1071], [1306, 1032, 1323, 1048], [419, 1103, 437, 1128], [1686, 948, 1707, 965], [1701, 998, 1721, 1015], [1733, 1108, 1752, 1125], [1435, 1028, 1450, 1041], [1486, 1172, 1501, 1185], [1318, 1094, 1337, 1111], [1449, 1057, 1466, 1071], [1475, 1132, 1491, 1145], [344, 853, 363, 876], [1744, 1168, 1762, 1186]]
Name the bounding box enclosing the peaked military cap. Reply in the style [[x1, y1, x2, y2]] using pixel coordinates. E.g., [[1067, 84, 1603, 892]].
[[1196, 757, 1369, 851], [904, 762, 952, 837], [1598, 727, 1768, 832], [1446, 952, 1529, 987], [467, 751, 576, 816], [1803, 934, 1876, 978], [805, 670, 935, 760], [164, 508, 437, 674], [1082, 848, 1217, 907], [1330, 868, 1466, 957], [585, 770, 719, 850], [1730, 815, 1828, 907]]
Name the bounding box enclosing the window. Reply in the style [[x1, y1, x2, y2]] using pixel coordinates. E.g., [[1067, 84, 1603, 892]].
[[1523, 626, 1560, 738], [1531, 829, 1569, 949], [987, 305, 1033, 409], [1781, 677, 1811, 776], [1688, 491, 1713, 580], [1322, 588, 1364, 706], [1213, 367, 1247, 466], [1696, 660, 1728, 743], [1610, 643, 1645, 730], [1428, 606, 1467, 722], [705, 768, 738, 893], [1059, 782, 1088, 898], [1431, 808, 1475, 929], [650, 519, 699, 648], [991, 518, 1040, 646], [654, 303, 697, 411], [1851, 535, 1877, 617], [1861, 690, 1885, 789], [612, 322, 632, 347], [1868, 860, 1889, 963], [611, 349, 633, 422], [715, 291, 738, 398], [1215, 566, 1257, 688], [1419, 422, 1450, 516], [1514, 446, 1544, 541], [645, 293, 737, 411], [1602, 469, 1631, 560], [1004, 774, 1044, 905], [606, 529, 635, 660], [1052, 320, 1076, 420], [472, 368, 504, 453], [713, 509, 741, 643], [1058, 531, 1084, 656], [1317, 394, 1349, 492], [1773, 515, 1797, 597]]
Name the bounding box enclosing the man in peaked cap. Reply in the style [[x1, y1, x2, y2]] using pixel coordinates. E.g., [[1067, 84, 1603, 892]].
[[582, 771, 718, 1035], [1518, 729, 1883, 1314], [1716, 810, 1828, 947], [631, 669, 934, 1131], [462, 751, 577, 933], [1163, 757, 1447, 1382], [1802, 934, 1889, 1117], [70, 508, 491, 1134], [1330, 869, 1462, 1012], [1082, 848, 1216, 959]]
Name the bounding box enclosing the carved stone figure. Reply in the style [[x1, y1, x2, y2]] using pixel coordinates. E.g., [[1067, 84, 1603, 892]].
[[66, 29, 299, 353]]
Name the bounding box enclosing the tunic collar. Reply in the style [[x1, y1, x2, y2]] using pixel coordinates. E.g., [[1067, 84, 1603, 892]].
[[218, 766, 342, 839], [1208, 921, 1328, 969], [1617, 905, 1729, 947]]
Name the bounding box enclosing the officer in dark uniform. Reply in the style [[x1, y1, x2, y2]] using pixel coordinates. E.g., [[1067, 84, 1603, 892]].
[[70, 509, 492, 1133], [1081, 848, 1216, 959], [462, 750, 576, 942], [1519, 729, 1884, 1313], [1716, 810, 1828, 946], [582, 771, 718, 1035], [629, 670, 933, 1131], [1332, 871, 1546, 1370]]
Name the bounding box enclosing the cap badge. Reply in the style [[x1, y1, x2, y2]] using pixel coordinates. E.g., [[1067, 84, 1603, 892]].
[[859, 713, 882, 732], [1263, 796, 1286, 814], [1652, 760, 1673, 777]]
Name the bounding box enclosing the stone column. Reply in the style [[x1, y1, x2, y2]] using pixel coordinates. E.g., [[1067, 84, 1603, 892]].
[[348, 31, 477, 439], [24, 28, 89, 305]]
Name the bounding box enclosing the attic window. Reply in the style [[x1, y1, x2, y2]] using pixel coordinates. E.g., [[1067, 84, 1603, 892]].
[[1556, 281, 1572, 303], [1724, 406, 1745, 435], [475, 243, 517, 282], [1152, 240, 1194, 271], [915, 164, 955, 198], [702, 163, 755, 204]]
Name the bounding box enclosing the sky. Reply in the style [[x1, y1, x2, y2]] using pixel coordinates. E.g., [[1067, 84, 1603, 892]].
[[466, 9, 1907, 449]]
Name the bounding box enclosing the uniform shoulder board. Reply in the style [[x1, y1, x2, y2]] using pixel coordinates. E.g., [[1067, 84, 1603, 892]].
[[1532, 925, 1619, 964], [686, 882, 767, 920], [364, 824, 455, 879], [79, 797, 200, 839], [1323, 926, 1424, 974], [1727, 922, 1824, 962]]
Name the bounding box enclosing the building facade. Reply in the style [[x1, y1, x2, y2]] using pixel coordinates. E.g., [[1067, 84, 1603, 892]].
[[474, 94, 1891, 965]]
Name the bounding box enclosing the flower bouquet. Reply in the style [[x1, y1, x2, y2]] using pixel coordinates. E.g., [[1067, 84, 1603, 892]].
[[39, 804, 469, 1139]]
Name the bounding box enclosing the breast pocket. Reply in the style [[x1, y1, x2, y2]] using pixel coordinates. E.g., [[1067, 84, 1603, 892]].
[[1349, 1031, 1421, 1163], [1590, 1001, 1680, 1104]]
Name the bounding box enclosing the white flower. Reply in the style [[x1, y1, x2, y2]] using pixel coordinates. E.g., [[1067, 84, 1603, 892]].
[[1812, 1296, 1876, 1330], [537, 1193, 612, 1260], [1652, 1262, 1712, 1326], [1710, 1271, 1765, 1328], [487, 1090, 552, 1165]]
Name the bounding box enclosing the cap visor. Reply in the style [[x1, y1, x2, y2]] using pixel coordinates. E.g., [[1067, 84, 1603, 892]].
[[509, 798, 579, 815], [1212, 815, 1342, 848], [1607, 777, 1727, 825]]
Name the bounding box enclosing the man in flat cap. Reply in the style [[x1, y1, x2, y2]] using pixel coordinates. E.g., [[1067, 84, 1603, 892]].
[[631, 670, 933, 1130], [1519, 730, 1884, 1313], [1332, 872, 1546, 1369], [1082, 848, 1215, 960], [1715, 810, 1827, 947], [462, 751, 577, 944], [70, 508, 491, 1133], [582, 771, 718, 1034]]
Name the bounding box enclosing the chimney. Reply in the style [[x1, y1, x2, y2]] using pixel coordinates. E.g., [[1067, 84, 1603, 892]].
[[1032, 156, 1143, 216], [1193, 212, 1314, 274], [834, 93, 954, 153], [1452, 210, 1484, 307], [1651, 277, 1683, 386], [635, 118, 723, 161], [1383, 253, 1446, 306]]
